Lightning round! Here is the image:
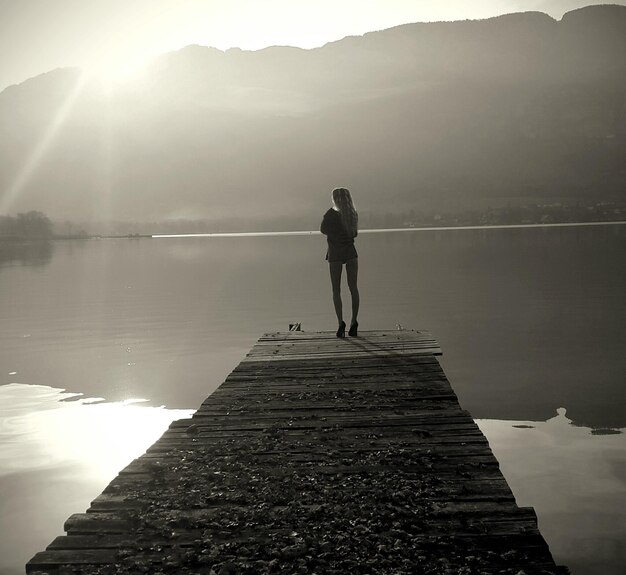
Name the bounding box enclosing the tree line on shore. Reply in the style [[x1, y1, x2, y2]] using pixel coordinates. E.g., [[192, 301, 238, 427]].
[[1, 202, 624, 240], [0, 211, 53, 239]]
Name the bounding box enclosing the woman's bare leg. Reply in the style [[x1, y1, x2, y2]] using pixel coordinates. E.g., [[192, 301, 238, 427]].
[[346, 258, 359, 326], [329, 261, 343, 324]]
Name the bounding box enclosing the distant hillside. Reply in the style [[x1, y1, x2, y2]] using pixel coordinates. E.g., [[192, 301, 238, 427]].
[[0, 5, 624, 226]]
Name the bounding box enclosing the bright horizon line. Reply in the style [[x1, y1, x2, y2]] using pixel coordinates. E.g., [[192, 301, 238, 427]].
[[151, 220, 626, 239]]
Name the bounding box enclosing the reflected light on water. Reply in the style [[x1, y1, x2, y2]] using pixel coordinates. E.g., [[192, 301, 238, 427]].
[[477, 408, 626, 575], [0, 383, 193, 482], [0, 383, 193, 574]]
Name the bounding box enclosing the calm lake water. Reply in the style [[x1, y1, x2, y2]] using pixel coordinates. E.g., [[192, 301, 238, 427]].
[[1, 225, 625, 574]]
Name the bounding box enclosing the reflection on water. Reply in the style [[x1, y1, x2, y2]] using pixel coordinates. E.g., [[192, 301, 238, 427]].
[[1, 228, 624, 428], [0, 226, 625, 572], [0, 383, 193, 575], [0, 241, 53, 268], [478, 409, 626, 575]]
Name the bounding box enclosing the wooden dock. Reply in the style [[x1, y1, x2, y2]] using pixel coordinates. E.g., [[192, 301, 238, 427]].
[[27, 330, 567, 574]]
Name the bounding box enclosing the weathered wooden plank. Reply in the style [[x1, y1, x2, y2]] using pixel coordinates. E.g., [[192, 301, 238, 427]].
[[89, 493, 142, 511], [195, 398, 459, 411], [144, 433, 489, 451], [214, 383, 452, 395], [64, 512, 134, 534], [255, 336, 441, 343], [177, 408, 474, 422], [247, 342, 442, 352], [234, 355, 444, 369], [231, 357, 444, 370], [116, 457, 501, 478], [27, 549, 118, 569], [46, 530, 555, 553], [47, 534, 134, 550], [257, 329, 433, 341], [139, 444, 495, 463], [57, 509, 546, 539], [245, 342, 442, 354], [241, 350, 443, 362]]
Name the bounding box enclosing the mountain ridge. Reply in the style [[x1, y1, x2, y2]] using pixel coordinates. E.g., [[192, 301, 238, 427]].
[[1, 5, 624, 225]]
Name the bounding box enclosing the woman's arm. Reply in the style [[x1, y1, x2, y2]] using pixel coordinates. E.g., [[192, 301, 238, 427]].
[[320, 209, 334, 235]]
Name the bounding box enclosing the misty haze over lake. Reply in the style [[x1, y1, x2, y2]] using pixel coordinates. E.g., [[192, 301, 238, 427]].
[[1, 5, 625, 228]]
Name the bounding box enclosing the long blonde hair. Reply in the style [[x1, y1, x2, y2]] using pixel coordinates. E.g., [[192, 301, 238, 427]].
[[332, 187, 358, 237]]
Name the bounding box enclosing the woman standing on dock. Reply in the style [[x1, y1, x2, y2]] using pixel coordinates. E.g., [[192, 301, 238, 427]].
[[320, 187, 360, 338]]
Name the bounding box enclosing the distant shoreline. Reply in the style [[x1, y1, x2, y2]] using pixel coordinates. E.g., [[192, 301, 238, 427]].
[[151, 220, 626, 239], [1, 220, 624, 242]]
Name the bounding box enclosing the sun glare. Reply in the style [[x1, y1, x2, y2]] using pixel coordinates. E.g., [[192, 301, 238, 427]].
[[87, 53, 151, 87]]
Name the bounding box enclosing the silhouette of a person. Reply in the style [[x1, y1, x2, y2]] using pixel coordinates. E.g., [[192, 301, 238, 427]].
[[320, 187, 359, 337]]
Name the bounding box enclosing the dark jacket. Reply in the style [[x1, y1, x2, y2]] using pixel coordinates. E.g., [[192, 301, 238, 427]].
[[320, 208, 358, 262]]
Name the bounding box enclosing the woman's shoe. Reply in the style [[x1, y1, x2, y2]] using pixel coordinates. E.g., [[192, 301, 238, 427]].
[[336, 321, 346, 338], [348, 321, 358, 337]]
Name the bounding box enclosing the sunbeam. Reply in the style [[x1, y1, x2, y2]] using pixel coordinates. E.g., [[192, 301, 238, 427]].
[[0, 71, 89, 214]]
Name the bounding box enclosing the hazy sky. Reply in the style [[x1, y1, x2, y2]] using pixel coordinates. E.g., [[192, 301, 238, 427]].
[[1, 0, 625, 90]]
